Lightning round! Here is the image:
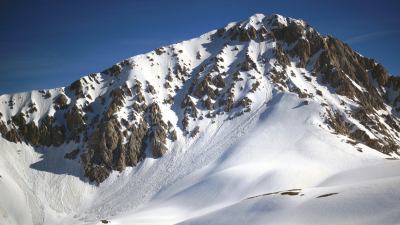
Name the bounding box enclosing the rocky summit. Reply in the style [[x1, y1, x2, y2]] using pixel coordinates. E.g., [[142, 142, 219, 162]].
[[1, 14, 399, 184], [1, 13, 400, 225]]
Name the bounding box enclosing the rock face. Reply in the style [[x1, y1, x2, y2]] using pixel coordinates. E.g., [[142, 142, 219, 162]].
[[0, 13, 399, 184]]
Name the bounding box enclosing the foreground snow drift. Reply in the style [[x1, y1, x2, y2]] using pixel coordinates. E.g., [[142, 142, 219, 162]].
[[178, 161, 400, 225]]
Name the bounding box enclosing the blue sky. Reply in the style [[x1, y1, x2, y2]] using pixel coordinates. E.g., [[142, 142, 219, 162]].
[[0, 0, 399, 94]]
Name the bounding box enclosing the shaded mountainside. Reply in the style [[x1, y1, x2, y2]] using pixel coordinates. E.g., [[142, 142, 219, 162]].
[[0, 13, 399, 184]]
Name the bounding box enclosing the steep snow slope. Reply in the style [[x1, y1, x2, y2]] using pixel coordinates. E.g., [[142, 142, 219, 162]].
[[0, 13, 400, 225], [93, 92, 395, 225], [0, 139, 95, 225]]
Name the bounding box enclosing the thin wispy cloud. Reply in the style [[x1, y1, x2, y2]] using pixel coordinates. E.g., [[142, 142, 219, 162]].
[[345, 30, 400, 44], [118, 37, 179, 49]]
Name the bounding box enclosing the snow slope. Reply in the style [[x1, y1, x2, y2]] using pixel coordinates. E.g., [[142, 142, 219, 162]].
[[0, 139, 95, 225], [178, 162, 400, 225], [93, 92, 397, 225], [2, 91, 398, 225]]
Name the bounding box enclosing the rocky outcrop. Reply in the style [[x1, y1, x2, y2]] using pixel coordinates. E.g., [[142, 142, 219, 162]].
[[147, 103, 168, 158], [53, 94, 69, 110], [81, 117, 123, 183], [69, 79, 84, 98], [272, 20, 305, 44], [102, 64, 122, 77], [0, 114, 66, 147], [241, 54, 258, 72], [81, 116, 149, 183], [313, 37, 386, 112], [65, 106, 86, 142], [122, 120, 148, 168]]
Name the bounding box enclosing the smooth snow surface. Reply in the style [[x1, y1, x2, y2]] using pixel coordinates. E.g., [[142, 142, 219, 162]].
[[178, 162, 400, 225]]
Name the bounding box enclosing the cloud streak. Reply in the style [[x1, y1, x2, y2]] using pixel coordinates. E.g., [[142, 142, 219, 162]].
[[345, 30, 400, 44]]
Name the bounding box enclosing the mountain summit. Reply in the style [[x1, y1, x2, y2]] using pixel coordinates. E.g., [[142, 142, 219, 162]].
[[0, 13, 399, 225]]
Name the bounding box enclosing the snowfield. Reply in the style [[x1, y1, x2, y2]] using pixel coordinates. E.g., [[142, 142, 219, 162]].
[[1, 92, 399, 225]]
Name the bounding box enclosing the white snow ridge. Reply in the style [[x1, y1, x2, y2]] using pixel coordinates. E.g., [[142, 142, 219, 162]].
[[0, 13, 400, 225]]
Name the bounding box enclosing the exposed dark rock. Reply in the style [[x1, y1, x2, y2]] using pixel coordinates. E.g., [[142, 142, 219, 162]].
[[182, 115, 189, 130], [82, 164, 111, 184], [213, 74, 226, 88], [43, 91, 52, 99], [164, 82, 171, 89], [204, 97, 213, 110], [273, 45, 290, 68], [163, 94, 174, 104], [12, 112, 26, 127], [272, 21, 304, 44], [53, 94, 69, 110], [196, 51, 201, 60], [228, 25, 259, 42], [155, 47, 166, 55], [291, 87, 309, 99], [5, 129, 21, 143], [372, 63, 388, 86], [102, 64, 122, 77], [121, 119, 148, 169], [181, 96, 195, 108], [64, 149, 80, 160], [289, 39, 310, 68], [170, 129, 177, 141], [37, 117, 66, 146], [166, 73, 173, 82], [194, 76, 214, 99], [81, 117, 122, 183], [65, 106, 86, 141], [327, 111, 350, 135], [106, 88, 126, 119], [224, 91, 235, 112], [146, 82, 156, 94], [312, 36, 386, 111], [240, 97, 252, 109], [233, 72, 243, 81], [190, 126, 200, 137], [0, 121, 7, 137], [250, 81, 260, 93], [241, 54, 258, 72], [147, 103, 168, 158], [2, 112, 65, 146], [70, 79, 84, 98], [8, 99, 15, 109], [216, 28, 225, 37], [150, 127, 168, 158]]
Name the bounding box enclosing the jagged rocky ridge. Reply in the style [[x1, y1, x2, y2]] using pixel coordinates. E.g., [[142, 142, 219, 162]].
[[1, 13, 400, 183]]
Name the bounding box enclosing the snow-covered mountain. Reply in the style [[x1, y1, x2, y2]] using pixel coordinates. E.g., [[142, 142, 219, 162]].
[[0, 13, 399, 225]]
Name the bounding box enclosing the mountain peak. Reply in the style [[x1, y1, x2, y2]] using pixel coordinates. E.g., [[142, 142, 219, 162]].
[[1, 12, 400, 225], [244, 13, 307, 29], [0, 13, 399, 184]]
